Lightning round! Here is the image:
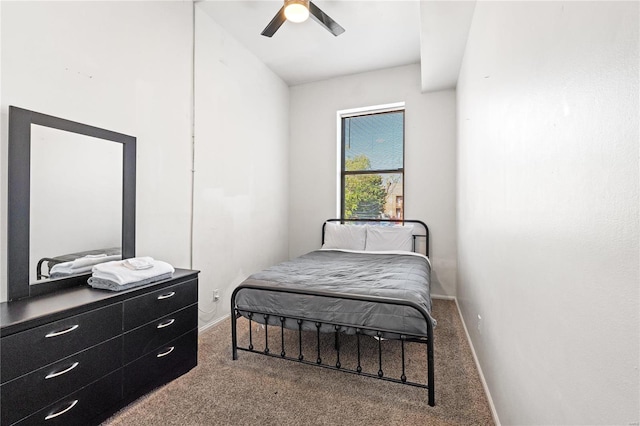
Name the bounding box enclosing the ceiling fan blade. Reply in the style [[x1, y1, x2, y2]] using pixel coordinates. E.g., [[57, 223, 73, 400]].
[[261, 6, 286, 37], [308, 1, 345, 36]]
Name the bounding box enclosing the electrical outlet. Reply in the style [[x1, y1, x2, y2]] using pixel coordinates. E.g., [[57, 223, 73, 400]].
[[213, 289, 220, 302]]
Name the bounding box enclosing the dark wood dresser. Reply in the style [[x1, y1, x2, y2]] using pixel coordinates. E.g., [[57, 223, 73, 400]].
[[0, 268, 199, 425]]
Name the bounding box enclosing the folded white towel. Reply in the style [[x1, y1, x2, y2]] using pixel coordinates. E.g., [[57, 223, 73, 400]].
[[71, 253, 121, 269], [50, 264, 95, 277], [50, 254, 122, 276], [88, 272, 173, 291], [123, 257, 154, 270], [92, 258, 174, 286]]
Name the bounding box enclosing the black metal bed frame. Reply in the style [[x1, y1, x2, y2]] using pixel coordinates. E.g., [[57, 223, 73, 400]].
[[230, 219, 435, 406]]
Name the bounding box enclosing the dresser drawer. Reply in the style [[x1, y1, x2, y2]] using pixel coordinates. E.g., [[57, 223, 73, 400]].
[[123, 278, 197, 330], [1, 303, 122, 383], [124, 328, 197, 398], [124, 304, 197, 364], [14, 369, 121, 426], [1, 336, 122, 425]]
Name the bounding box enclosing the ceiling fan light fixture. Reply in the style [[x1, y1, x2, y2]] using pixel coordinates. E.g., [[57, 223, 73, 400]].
[[261, 0, 344, 38], [284, 0, 310, 23]]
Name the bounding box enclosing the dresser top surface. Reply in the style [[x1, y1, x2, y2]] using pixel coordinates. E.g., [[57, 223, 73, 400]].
[[1, 268, 199, 337]]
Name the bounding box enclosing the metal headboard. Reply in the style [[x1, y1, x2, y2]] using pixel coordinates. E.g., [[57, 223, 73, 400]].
[[321, 218, 430, 257]]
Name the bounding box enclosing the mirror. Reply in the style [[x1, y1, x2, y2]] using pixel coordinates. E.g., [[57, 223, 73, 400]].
[[8, 106, 136, 300], [30, 124, 123, 282]]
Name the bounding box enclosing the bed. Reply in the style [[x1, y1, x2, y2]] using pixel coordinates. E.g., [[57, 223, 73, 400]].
[[231, 219, 435, 406]]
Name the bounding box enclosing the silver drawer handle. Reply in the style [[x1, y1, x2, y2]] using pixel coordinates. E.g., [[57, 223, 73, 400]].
[[157, 319, 175, 329], [157, 292, 175, 300], [45, 324, 79, 338], [157, 346, 175, 358], [45, 362, 79, 379], [45, 399, 78, 420]]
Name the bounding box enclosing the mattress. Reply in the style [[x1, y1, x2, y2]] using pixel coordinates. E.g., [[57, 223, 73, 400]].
[[235, 249, 434, 338]]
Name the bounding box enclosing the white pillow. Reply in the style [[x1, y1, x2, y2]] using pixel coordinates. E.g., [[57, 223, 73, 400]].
[[365, 225, 414, 252], [322, 222, 367, 250]]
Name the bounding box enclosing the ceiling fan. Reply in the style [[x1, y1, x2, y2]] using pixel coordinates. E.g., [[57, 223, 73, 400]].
[[261, 0, 345, 38]]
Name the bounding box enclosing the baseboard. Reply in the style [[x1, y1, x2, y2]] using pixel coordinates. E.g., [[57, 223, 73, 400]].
[[198, 313, 230, 334], [453, 297, 501, 426], [431, 294, 456, 300]]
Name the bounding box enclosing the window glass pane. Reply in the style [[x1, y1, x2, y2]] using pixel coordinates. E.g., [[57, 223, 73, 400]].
[[344, 112, 403, 171], [344, 173, 403, 220]]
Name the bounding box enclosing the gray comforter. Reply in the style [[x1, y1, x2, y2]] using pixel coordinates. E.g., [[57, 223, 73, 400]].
[[235, 250, 434, 338]]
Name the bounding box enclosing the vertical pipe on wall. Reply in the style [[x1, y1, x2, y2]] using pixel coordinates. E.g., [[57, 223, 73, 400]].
[[189, 0, 196, 270]]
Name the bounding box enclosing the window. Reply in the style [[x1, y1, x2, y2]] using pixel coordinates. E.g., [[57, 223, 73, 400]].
[[340, 109, 404, 220]]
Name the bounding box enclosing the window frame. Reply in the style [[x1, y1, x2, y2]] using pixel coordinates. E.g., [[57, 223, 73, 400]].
[[339, 107, 405, 220]]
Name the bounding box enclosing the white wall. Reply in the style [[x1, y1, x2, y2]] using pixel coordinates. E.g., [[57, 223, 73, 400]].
[[289, 64, 457, 296], [193, 6, 290, 327], [0, 1, 194, 301], [457, 2, 639, 424]]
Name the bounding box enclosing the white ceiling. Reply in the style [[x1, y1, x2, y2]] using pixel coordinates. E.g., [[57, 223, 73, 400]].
[[197, 0, 475, 90]]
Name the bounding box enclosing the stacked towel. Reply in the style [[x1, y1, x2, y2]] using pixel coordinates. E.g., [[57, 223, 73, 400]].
[[123, 257, 154, 270], [88, 257, 174, 291], [49, 253, 122, 278]]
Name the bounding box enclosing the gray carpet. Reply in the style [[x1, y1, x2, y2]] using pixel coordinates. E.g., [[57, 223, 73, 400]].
[[104, 299, 494, 425]]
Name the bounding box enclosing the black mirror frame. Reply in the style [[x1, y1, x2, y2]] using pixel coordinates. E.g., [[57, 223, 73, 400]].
[[7, 106, 136, 301]]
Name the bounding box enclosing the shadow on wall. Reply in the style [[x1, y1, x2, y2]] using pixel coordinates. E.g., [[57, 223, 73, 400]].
[[430, 268, 450, 299]]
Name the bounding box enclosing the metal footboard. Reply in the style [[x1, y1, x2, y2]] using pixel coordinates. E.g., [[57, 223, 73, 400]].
[[231, 282, 435, 406]]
